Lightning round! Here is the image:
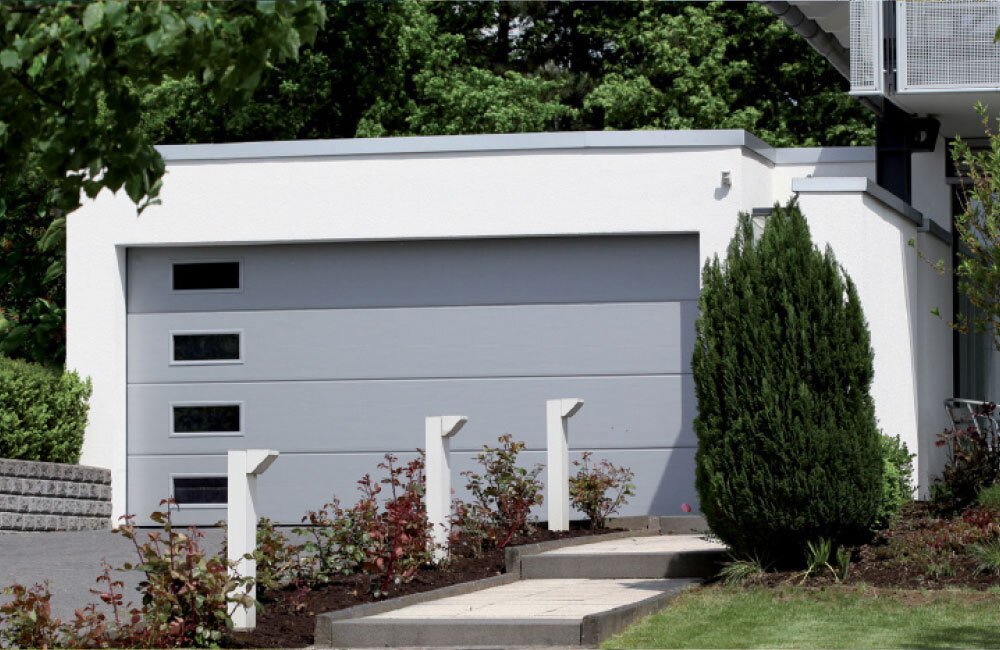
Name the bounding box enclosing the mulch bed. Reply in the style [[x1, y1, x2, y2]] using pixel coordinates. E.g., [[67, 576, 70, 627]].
[[747, 502, 1000, 591], [228, 526, 617, 649]]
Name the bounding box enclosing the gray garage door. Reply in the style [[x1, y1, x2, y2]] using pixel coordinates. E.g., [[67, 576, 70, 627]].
[[126, 236, 699, 526]]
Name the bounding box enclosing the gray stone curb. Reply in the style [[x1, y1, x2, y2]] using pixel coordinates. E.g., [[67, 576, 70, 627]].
[[320, 618, 582, 648], [0, 459, 110, 485], [504, 530, 658, 575], [521, 548, 726, 580], [579, 578, 700, 646], [0, 494, 112, 517], [0, 511, 110, 532], [611, 515, 709, 534], [0, 476, 111, 500]]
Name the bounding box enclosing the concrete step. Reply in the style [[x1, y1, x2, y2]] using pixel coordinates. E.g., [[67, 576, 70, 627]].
[[315, 577, 699, 648], [521, 534, 727, 579]]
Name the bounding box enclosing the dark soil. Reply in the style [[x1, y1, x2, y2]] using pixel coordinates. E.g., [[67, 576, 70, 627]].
[[748, 502, 1000, 591], [228, 526, 617, 649]]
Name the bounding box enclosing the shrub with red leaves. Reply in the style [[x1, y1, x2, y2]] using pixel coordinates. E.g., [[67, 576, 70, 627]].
[[460, 434, 543, 550], [933, 402, 1000, 511], [353, 454, 434, 598]]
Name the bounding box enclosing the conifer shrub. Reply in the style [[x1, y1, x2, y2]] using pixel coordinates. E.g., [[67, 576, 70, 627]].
[[692, 200, 884, 561], [0, 355, 91, 463]]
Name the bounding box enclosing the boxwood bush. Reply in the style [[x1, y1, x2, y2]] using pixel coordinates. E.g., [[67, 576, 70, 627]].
[[0, 355, 91, 463], [692, 200, 884, 561]]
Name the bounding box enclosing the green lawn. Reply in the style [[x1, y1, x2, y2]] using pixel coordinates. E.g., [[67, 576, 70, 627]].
[[603, 585, 1000, 649]]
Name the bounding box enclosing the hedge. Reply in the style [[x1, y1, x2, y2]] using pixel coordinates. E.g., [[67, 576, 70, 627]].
[[0, 355, 91, 464]]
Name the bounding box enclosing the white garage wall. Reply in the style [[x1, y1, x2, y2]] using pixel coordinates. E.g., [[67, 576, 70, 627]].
[[67, 130, 954, 522]]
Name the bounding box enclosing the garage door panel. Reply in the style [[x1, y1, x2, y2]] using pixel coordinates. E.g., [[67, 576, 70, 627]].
[[127, 375, 697, 455], [127, 236, 700, 314], [127, 448, 698, 526], [127, 302, 696, 383]]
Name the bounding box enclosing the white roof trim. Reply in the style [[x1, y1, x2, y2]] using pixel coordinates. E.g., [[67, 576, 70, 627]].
[[792, 176, 952, 245], [156, 130, 781, 163], [774, 147, 875, 164]]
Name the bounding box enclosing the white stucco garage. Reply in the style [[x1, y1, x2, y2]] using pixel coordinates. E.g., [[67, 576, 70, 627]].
[[67, 130, 954, 525]]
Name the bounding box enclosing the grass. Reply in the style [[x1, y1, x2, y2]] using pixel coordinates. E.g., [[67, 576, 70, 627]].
[[603, 584, 1000, 649]]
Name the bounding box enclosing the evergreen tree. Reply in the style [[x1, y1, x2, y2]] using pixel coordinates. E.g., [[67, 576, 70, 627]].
[[692, 200, 883, 561]]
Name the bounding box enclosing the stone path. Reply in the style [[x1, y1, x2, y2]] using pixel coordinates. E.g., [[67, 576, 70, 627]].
[[367, 578, 678, 620], [316, 534, 727, 648], [537, 534, 723, 555]]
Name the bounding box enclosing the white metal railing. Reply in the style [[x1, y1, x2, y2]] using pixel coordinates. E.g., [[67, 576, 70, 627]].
[[850, 0, 884, 95], [849, 0, 1000, 95], [898, 1, 1000, 93]]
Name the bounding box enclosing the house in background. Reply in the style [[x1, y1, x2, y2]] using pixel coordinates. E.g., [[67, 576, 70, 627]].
[[67, 0, 997, 526]]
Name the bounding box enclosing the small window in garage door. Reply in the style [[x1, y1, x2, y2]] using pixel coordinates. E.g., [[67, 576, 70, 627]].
[[172, 476, 227, 505]]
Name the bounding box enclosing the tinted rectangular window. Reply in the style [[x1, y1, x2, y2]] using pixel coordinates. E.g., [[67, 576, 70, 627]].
[[172, 262, 240, 291], [172, 333, 241, 362], [173, 405, 241, 434], [173, 477, 227, 505]]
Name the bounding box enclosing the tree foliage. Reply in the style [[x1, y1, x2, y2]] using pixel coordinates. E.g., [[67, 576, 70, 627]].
[[692, 201, 884, 561], [949, 104, 1000, 349], [0, 1, 873, 365], [140, 2, 873, 146], [0, 1, 325, 364]]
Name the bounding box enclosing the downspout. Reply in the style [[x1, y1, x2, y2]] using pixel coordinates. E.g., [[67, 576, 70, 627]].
[[761, 1, 850, 78], [761, 1, 882, 115]]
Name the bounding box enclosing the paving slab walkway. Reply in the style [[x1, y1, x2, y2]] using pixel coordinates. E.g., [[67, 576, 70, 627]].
[[317, 534, 728, 648]]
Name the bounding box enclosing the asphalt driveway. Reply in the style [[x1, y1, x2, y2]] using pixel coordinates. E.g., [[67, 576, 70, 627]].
[[0, 528, 225, 621]]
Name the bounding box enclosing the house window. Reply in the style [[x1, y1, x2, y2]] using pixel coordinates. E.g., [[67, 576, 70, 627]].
[[171, 404, 242, 436], [171, 332, 241, 363], [172, 261, 241, 291], [172, 476, 227, 505]]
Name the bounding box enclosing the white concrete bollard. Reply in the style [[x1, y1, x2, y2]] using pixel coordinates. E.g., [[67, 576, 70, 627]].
[[425, 415, 468, 562], [227, 448, 279, 632], [546, 398, 584, 531]]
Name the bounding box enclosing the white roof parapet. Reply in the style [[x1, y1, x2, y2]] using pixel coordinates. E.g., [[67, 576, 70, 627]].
[[791, 176, 951, 245], [774, 147, 875, 164], [156, 130, 777, 163]]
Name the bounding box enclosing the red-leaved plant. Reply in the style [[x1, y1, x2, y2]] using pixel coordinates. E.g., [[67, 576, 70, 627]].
[[354, 453, 434, 598], [0, 501, 251, 649], [933, 401, 1000, 510], [460, 434, 543, 549], [569, 452, 635, 529], [115, 499, 255, 648]]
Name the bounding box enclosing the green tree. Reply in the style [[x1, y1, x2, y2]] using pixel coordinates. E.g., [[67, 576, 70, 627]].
[[692, 201, 884, 561], [0, 1, 874, 365], [949, 105, 1000, 348], [0, 1, 325, 364]]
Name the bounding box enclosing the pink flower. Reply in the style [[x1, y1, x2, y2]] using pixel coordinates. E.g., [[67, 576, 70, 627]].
[[681, 503, 692, 513]]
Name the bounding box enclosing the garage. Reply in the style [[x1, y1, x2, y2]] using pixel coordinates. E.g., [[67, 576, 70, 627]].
[[125, 235, 699, 525]]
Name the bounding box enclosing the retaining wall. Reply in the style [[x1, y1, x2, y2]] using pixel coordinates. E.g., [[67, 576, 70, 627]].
[[0, 459, 112, 532]]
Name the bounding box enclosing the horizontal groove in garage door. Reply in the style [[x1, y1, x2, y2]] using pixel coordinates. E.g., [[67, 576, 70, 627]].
[[127, 301, 696, 384], [127, 236, 700, 314], [126, 374, 697, 454], [127, 448, 700, 525]]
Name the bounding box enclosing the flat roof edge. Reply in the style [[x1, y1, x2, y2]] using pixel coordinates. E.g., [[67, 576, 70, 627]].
[[774, 147, 876, 164], [791, 176, 950, 245], [155, 130, 780, 162]]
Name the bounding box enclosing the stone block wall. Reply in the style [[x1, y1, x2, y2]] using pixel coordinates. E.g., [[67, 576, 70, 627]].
[[0, 459, 112, 532]]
